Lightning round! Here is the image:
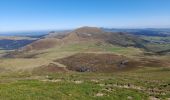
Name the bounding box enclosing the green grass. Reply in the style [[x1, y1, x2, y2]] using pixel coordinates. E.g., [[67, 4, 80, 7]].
[[0, 80, 147, 100], [0, 67, 169, 100], [39, 42, 142, 58]]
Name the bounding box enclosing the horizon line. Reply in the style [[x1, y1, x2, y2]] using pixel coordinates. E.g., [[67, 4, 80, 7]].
[[1, 26, 170, 33]]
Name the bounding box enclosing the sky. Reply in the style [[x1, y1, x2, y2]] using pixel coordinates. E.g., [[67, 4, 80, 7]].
[[0, 0, 170, 32]]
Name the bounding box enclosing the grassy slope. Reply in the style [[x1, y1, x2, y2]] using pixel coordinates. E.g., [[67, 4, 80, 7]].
[[0, 67, 169, 100], [0, 42, 142, 71], [0, 42, 169, 100]]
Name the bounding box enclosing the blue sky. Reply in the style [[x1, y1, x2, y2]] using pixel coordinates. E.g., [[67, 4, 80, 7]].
[[0, 0, 170, 32]]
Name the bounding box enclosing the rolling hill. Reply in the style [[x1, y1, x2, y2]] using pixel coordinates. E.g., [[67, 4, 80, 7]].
[[20, 27, 148, 52]]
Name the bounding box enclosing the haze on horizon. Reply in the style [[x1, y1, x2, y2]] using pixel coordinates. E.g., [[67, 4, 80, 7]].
[[0, 0, 170, 32]]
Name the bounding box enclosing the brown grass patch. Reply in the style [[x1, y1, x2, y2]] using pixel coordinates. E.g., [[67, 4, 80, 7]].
[[55, 53, 168, 73], [32, 63, 68, 74], [56, 53, 139, 72]]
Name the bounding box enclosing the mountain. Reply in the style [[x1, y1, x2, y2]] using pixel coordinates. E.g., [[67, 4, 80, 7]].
[[20, 27, 148, 51], [3, 26, 170, 59], [1, 27, 168, 54]]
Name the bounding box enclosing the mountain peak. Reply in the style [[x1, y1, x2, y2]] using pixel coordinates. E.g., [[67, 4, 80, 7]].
[[73, 26, 103, 34]]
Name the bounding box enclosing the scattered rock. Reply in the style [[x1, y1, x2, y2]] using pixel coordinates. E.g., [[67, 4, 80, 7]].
[[96, 93, 104, 97], [98, 84, 105, 87], [91, 79, 99, 83], [41, 79, 62, 82], [127, 96, 133, 100], [149, 96, 160, 100], [73, 80, 83, 84], [104, 87, 114, 92], [118, 60, 129, 68]]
